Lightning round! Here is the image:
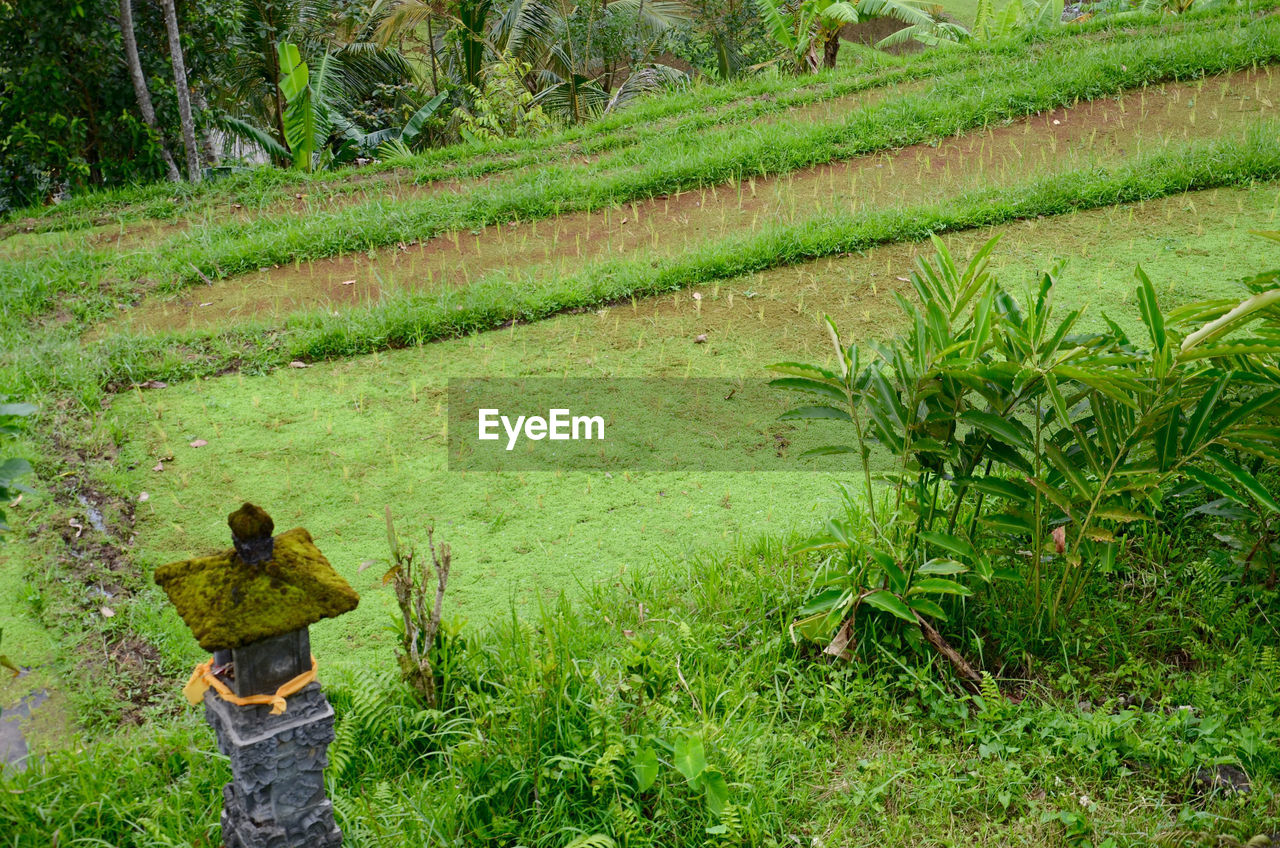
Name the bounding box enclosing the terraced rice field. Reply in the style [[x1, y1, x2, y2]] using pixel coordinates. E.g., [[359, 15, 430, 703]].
[[4, 8, 1280, 844], [113, 67, 1280, 333]]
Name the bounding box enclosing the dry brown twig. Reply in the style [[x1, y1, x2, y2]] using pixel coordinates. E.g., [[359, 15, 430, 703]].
[[384, 506, 452, 706]]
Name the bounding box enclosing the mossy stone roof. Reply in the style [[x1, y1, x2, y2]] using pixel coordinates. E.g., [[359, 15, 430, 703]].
[[154, 526, 360, 651]]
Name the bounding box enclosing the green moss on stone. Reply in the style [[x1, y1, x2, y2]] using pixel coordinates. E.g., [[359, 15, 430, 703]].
[[153, 527, 359, 651], [228, 502, 274, 540]]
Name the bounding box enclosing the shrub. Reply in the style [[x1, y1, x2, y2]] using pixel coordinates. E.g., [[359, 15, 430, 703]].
[[773, 234, 1280, 667]]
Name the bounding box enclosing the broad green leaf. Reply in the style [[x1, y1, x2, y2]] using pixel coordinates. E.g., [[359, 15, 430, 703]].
[[962, 476, 1034, 502], [702, 768, 729, 816], [985, 440, 1034, 475], [1024, 475, 1074, 515], [795, 587, 847, 618], [861, 590, 916, 623], [1092, 506, 1151, 523], [1135, 267, 1165, 351], [0, 458, 32, 486], [982, 510, 1036, 534], [0, 403, 36, 418], [867, 370, 906, 429], [401, 91, 450, 144], [633, 747, 659, 792], [882, 556, 909, 595], [961, 410, 1032, 452], [277, 42, 308, 101], [769, 361, 840, 381], [1184, 466, 1248, 506], [1177, 341, 1280, 362], [770, 377, 848, 404], [1044, 373, 1073, 427], [908, 578, 972, 597], [1054, 365, 1141, 410], [1044, 443, 1093, 500], [906, 596, 947, 620], [919, 530, 976, 561], [673, 734, 706, 784], [918, 558, 969, 575]]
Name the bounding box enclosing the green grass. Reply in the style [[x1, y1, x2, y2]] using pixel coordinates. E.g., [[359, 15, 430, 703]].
[[1, 527, 1276, 846], [91, 178, 1280, 677], [943, 0, 983, 25]]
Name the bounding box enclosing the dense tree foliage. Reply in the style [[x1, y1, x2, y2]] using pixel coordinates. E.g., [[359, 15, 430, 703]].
[[8, 0, 1213, 206], [0, 0, 235, 207]]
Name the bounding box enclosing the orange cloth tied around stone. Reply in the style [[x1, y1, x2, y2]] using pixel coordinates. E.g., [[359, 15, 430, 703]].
[[183, 655, 318, 716]]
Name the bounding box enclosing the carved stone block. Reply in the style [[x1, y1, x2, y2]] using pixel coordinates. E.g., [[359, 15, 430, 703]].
[[204, 682, 342, 848]]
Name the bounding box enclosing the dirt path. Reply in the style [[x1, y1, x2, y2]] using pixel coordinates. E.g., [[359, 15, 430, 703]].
[[113, 67, 1279, 335]]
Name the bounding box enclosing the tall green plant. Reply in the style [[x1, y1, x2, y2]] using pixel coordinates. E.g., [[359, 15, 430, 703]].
[[773, 236, 1280, 662]]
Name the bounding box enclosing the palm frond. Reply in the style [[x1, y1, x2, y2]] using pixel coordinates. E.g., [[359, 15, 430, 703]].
[[607, 0, 692, 34], [753, 0, 798, 49], [374, 0, 437, 46], [496, 0, 560, 60], [604, 62, 686, 113], [854, 0, 937, 28], [215, 114, 292, 162]]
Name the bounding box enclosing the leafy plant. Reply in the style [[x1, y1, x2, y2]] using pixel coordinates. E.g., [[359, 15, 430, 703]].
[[973, 0, 1064, 40], [455, 57, 553, 141], [0, 400, 35, 534], [774, 235, 1280, 669]]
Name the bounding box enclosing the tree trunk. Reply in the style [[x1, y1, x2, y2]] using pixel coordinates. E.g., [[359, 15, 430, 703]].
[[160, 0, 201, 182], [426, 14, 439, 94], [823, 31, 840, 69], [191, 90, 220, 166], [119, 0, 180, 182]]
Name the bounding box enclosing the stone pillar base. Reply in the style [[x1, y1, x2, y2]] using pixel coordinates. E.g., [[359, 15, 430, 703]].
[[204, 682, 342, 848]]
